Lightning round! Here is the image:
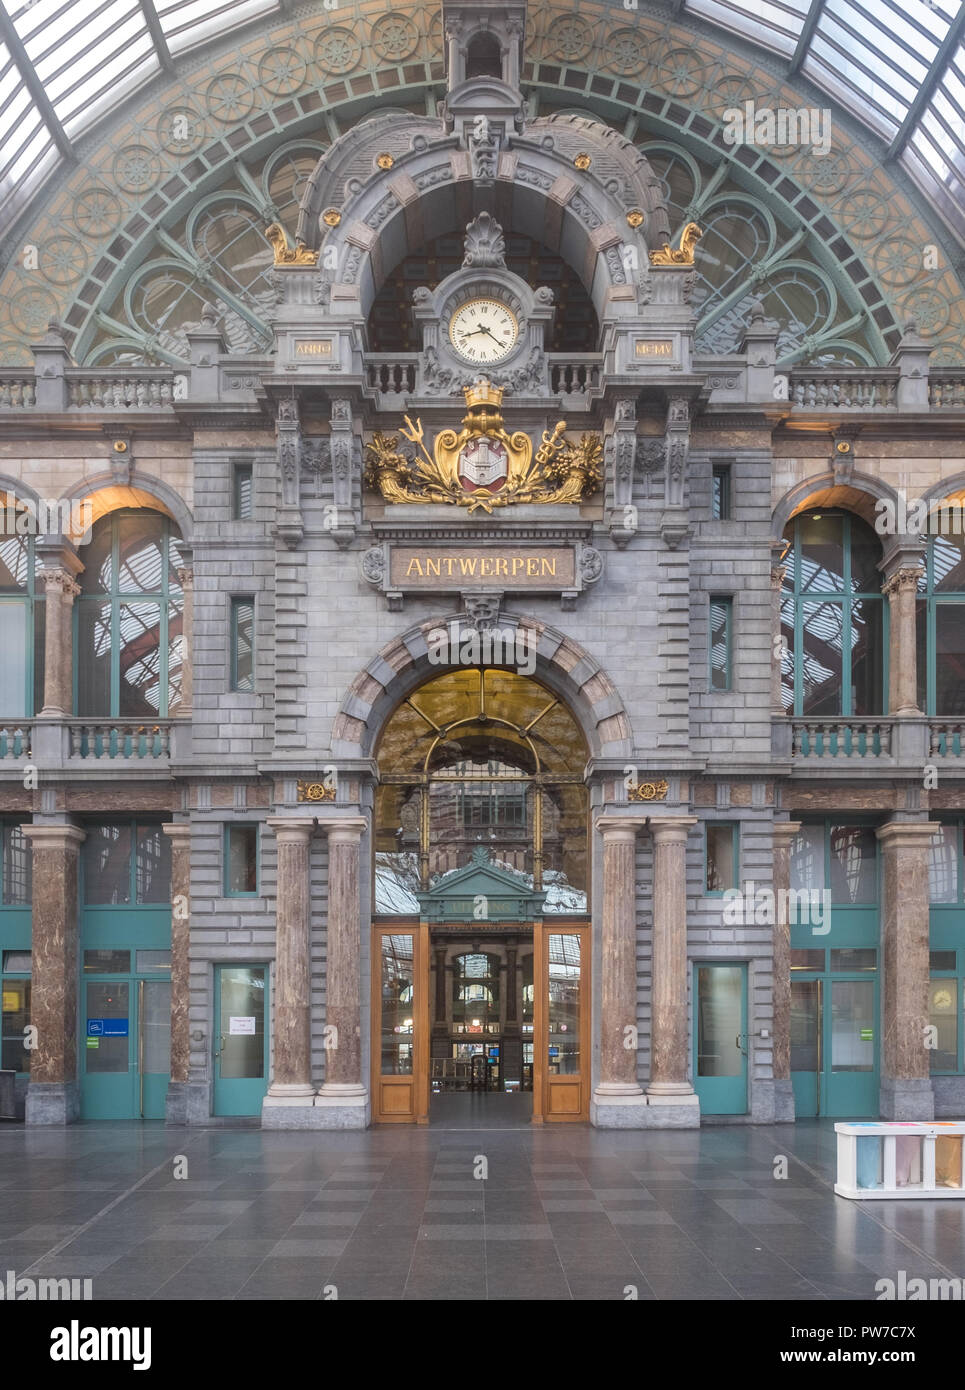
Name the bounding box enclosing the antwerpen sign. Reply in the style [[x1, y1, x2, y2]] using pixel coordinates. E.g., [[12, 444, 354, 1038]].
[[360, 540, 603, 609]]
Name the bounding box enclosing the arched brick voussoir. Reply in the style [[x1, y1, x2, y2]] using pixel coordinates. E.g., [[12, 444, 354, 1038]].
[[330, 610, 635, 763]]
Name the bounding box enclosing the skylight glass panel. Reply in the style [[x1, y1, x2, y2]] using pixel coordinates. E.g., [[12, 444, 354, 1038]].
[[156, 0, 280, 55], [686, 0, 809, 56]]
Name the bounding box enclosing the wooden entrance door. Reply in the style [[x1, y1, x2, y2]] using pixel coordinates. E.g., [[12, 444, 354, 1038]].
[[371, 924, 429, 1123], [534, 923, 589, 1123]]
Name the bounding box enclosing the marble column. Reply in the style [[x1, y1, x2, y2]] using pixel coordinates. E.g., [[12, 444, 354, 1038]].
[[647, 817, 700, 1121], [882, 566, 923, 717], [176, 564, 193, 716], [876, 820, 935, 1119], [316, 818, 369, 1126], [38, 568, 80, 717], [771, 820, 802, 1122], [22, 824, 85, 1124], [262, 819, 316, 1122], [591, 816, 647, 1126], [162, 822, 191, 1125]]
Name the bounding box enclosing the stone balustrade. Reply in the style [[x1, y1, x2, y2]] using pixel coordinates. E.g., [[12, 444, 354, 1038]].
[[364, 355, 418, 395], [787, 369, 899, 409], [791, 718, 893, 758], [67, 721, 174, 759], [549, 356, 602, 395], [67, 371, 180, 409], [0, 374, 37, 407]]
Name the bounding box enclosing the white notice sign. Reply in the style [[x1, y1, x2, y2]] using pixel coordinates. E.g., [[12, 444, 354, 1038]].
[[229, 1016, 256, 1035]]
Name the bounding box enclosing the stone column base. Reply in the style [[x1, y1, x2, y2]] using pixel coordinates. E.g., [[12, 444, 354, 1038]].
[[25, 1081, 79, 1125], [880, 1077, 934, 1120], [773, 1079, 796, 1123], [261, 1090, 371, 1130], [591, 1090, 700, 1129], [165, 1081, 188, 1126]]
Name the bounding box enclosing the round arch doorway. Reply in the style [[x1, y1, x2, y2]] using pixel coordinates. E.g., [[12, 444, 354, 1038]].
[[370, 666, 591, 1125]]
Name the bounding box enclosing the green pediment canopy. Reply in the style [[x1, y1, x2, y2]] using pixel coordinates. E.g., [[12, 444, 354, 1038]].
[[416, 845, 546, 923]]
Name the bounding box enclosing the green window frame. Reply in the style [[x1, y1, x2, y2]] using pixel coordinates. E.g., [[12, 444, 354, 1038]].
[[0, 531, 44, 719], [780, 512, 887, 718], [918, 538, 965, 717], [709, 595, 732, 691], [230, 597, 254, 693], [81, 820, 172, 907], [232, 462, 253, 520], [705, 821, 739, 894], [74, 510, 183, 718], [224, 823, 259, 897], [1, 952, 30, 1075]]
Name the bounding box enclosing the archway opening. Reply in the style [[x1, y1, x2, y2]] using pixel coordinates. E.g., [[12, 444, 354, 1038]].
[[465, 32, 502, 79]]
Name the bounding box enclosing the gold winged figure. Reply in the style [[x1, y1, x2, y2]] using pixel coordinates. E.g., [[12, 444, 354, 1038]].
[[648, 221, 703, 266], [363, 380, 602, 514]]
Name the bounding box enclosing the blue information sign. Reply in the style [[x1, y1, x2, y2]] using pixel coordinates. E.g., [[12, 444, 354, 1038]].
[[87, 1018, 129, 1037]]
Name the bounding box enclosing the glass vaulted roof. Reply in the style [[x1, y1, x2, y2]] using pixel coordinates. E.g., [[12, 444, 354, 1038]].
[[0, 0, 964, 239]]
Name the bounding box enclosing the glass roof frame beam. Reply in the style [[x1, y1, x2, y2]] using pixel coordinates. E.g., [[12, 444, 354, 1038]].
[[886, 5, 965, 160], [787, 0, 827, 76], [0, 3, 74, 162], [137, 0, 174, 73]]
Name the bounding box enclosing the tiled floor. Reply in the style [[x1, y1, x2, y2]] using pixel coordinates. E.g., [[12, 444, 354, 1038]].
[[0, 1119, 961, 1300]]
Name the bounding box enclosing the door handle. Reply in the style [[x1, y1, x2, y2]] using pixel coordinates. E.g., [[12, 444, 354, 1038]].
[[213, 1035, 225, 1058], [735, 1033, 748, 1054]]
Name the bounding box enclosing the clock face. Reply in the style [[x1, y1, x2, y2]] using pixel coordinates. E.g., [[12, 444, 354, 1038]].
[[448, 298, 519, 364]]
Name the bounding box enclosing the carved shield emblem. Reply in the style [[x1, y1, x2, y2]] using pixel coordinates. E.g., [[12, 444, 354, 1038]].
[[458, 436, 508, 493]]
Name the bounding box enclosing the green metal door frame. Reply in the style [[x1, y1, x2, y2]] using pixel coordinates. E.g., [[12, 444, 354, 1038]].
[[213, 963, 270, 1116], [692, 960, 748, 1115]]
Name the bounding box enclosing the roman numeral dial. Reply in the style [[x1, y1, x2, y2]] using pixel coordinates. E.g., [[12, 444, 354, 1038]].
[[448, 298, 519, 364]]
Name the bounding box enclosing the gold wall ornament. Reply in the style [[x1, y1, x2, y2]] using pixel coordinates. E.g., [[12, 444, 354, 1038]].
[[321, 208, 342, 227], [626, 209, 645, 228], [364, 379, 603, 515], [574, 152, 591, 170], [628, 779, 669, 802], [648, 222, 702, 266], [264, 223, 319, 266], [297, 780, 336, 803], [376, 152, 394, 169]]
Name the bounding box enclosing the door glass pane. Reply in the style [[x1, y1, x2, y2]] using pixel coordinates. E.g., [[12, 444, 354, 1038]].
[[86, 981, 129, 1073], [936, 605, 965, 715], [548, 933, 580, 1074], [141, 981, 171, 1073], [830, 979, 874, 1072], [829, 825, 876, 903], [696, 965, 743, 1077], [218, 967, 265, 1078], [381, 935, 414, 1074], [929, 978, 958, 1072], [0, 603, 26, 717], [801, 600, 843, 715], [1, 977, 30, 1071], [929, 823, 959, 902], [790, 979, 820, 1071]]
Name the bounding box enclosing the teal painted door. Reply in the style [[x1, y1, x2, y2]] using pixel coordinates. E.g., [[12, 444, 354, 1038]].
[[790, 973, 877, 1117], [213, 965, 269, 1115], [693, 963, 748, 1115], [81, 976, 171, 1119]]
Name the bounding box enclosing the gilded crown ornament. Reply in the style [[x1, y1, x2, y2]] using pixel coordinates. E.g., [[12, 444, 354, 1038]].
[[364, 379, 603, 515], [648, 222, 702, 266], [264, 223, 319, 266]]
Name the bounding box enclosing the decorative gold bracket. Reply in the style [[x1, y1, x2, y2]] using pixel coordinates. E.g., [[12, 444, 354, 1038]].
[[264, 223, 319, 266], [628, 779, 669, 802], [649, 222, 702, 266]]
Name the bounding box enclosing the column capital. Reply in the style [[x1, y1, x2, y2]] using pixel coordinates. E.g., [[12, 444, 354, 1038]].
[[876, 819, 938, 848], [38, 567, 81, 598], [21, 824, 86, 848], [318, 816, 367, 844], [648, 816, 698, 843], [595, 814, 648, 841], [881, 565, 924, 598], [162, 821, 192, 844], [265, 817, 316, 844], [772, 819, 802, 848]]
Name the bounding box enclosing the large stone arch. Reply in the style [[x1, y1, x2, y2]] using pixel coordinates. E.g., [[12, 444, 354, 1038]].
[[332, 610, 633, 763], [771, 470, 901, 538], [58, 472, 195, 545]]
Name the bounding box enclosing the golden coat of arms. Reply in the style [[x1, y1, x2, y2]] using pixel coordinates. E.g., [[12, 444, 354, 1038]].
[[364, 380, 603, 515]]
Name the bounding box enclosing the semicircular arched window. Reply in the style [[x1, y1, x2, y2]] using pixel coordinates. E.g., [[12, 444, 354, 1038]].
[[75, 510, 184, 719], [374, 668, 588, 916], [780, 511, 886, 717]]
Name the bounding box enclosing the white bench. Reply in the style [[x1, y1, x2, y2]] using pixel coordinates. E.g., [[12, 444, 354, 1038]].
[[834, 1122, 965, 1199]]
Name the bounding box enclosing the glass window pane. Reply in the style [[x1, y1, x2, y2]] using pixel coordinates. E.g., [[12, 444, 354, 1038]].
[[801, 600, 843, 714], [929, 824, 959, 902], [849, 516, 883, 592], [85, 981, 129, 1073], [928, 978, 957, 1072], [935, 605, 965, 715], [232, 599, 254, 692], [83, 823, 132, 904], [696, 965, 743, 1077], [225, 825, 257, 894], [3, 825, 30, 905], [118, 601, 163, 716], [791, 949, 825, 970], [141, 980, 171, 1073], [116, 512, 167, 594], [712, 465, 730, 520], [790, 824, 824, 891], [790, 979, 820, 1071], [706, 823, 736, 891], [798, 514, 845, 592], [930, 950, 957, 972], [83, 949, 130, 973], [0, 603, 27, 717], [381, 934, 414, 1074], [166, 592, 183, 715], [136, 823, 171, 903], [548, 933, 580, 1074], [0, 535, 30, 591], [829, 825, 876, 903], [850, 598, 883, 715], [76, 601, 112, 715], [218, 966, 265, 1079], [136, 950, 171, 973], [931, 534, 965, 593], [830, 948, 876, 971], [234, 463, 253, 519], [830, 979, 874, 1072], [79, 517, 114, 595], [33, 598, 44, 717], [1, 977, 30, 1072], [709, 596, 732, 691]]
